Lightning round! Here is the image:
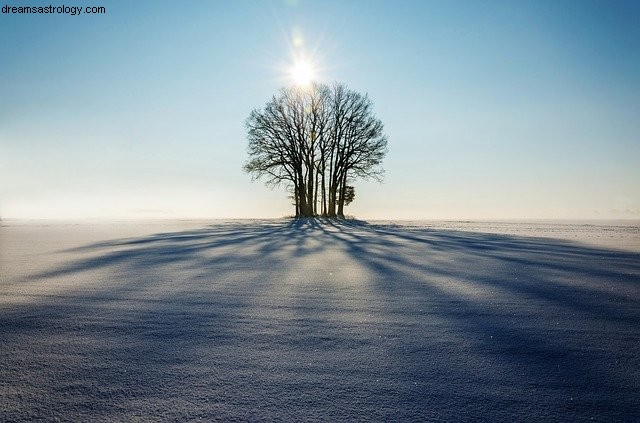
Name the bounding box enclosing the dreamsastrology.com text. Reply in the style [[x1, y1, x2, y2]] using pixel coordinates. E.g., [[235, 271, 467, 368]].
[[2, 4, 106, 15]]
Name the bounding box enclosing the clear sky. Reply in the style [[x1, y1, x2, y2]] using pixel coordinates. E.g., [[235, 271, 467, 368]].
[[1, 0, 639, 220]]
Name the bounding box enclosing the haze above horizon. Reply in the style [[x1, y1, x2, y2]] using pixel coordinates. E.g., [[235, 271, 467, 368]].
[[1, 0, 639, 220]]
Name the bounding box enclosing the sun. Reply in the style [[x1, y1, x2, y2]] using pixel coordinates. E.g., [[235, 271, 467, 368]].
[[289, 59, 315, 87]]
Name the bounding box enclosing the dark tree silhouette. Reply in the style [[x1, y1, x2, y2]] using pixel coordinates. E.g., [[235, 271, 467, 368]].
[[342, 185, 355, 206], [244, 82, 387, 218]]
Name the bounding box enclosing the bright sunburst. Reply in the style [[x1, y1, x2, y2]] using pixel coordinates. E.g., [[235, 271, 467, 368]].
[[289, 59, 315, 87]]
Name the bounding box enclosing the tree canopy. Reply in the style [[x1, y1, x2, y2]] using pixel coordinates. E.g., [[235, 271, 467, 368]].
[[244, 82, 388, 218]]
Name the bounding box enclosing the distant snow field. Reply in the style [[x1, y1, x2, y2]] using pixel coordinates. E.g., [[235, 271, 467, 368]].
[[1, 219, 639, 421], [378, 219, 640, 252]]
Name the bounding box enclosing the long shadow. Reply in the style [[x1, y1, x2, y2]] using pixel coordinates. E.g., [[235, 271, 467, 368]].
[[1, 219, 639, 421], [321, 220, 640, 419], [325, 220, 640, 321]]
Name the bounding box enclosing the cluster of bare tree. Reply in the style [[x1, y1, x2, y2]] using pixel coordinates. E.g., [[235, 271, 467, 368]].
[[244, 83, 388, 217]]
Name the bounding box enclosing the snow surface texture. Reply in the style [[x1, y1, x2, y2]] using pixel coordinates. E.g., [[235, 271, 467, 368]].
[[1, 219, 639, 421]]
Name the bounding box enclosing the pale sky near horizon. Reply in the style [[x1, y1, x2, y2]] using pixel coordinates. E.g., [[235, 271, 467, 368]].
[[1, 0, 639, 220]]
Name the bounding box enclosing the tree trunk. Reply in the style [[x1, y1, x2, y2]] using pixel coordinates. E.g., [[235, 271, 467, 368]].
[[293, 172, 299, 217], [321, 171, 326, 216], [337, 172, 347, 217], [306, 166, 314, 216], [314, 169, 319, 216], [297, 169, 308, 217], [328, 177, 338, 217]]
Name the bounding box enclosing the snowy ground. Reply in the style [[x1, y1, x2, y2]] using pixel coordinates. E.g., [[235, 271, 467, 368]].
[[1, 219, 639, 421]]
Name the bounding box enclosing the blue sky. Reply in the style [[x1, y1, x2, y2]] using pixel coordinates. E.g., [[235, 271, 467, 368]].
[[1, 0, 639, 219]]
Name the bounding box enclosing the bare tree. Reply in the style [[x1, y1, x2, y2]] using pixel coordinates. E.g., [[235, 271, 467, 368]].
[[326, 84, 387, 216], [244, 82, 387, 218]]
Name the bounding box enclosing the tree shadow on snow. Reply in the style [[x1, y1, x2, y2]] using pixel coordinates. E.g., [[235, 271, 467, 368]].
[[1, 219, 639, 421]]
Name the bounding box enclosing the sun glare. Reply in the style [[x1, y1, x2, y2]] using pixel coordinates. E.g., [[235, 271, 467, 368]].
[[290, 59, 315, 87]]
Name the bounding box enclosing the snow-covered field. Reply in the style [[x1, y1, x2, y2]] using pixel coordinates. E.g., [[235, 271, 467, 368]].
[[1, 219, 639, 421]]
